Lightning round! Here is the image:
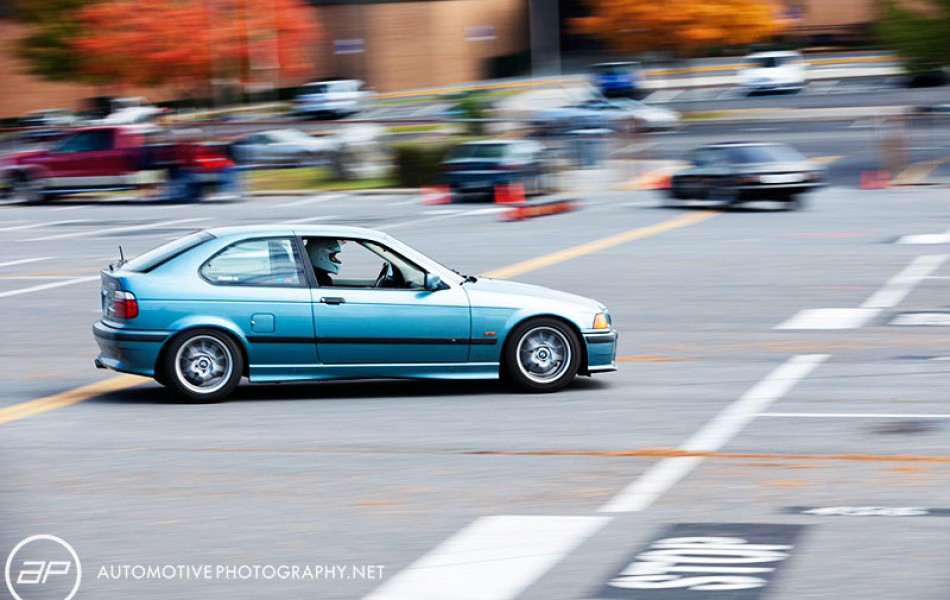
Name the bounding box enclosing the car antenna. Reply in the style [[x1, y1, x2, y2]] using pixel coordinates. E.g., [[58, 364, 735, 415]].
[[110, 245, 127, 272]]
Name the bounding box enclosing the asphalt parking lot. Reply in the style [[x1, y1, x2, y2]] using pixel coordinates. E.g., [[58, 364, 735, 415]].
[[1, 180, 949, 599]]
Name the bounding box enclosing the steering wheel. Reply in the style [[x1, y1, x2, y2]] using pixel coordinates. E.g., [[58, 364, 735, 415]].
[[374, 262, 393, 288]]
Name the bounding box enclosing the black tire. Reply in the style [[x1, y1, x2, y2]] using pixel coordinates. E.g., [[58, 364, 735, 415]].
[[160, 329, 244, 403], [10, 173, 47, 204], [502, 318, 581, 393], [784, 195, 805, 211]]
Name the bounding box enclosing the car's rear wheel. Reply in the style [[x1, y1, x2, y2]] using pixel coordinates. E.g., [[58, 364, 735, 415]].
[[503, 318, 580, 393], [161, 329, 243, 403]]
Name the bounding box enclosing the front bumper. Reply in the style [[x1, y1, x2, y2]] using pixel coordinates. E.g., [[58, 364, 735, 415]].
[[93, 320, 169, 377], [583, 329, 618, 373], [734, 181, 823, 199]]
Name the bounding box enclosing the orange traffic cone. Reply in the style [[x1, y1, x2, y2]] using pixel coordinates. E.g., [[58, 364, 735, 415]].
[[420, 185, 452, 205], [859, 170, 890, 190], [494, 182, 525, 204]]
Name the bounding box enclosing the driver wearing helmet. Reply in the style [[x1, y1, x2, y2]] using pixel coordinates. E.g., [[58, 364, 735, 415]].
[[306, 238, 342, 286]]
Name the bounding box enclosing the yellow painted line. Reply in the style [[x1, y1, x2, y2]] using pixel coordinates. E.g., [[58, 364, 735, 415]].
[[481, 211, 719, 279], [890, 157, 950, 186], [0, 375, 145, 425], [810, 155, 842, 165]]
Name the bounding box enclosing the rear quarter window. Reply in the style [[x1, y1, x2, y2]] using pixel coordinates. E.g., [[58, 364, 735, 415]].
[[122, 231, 215, 273]]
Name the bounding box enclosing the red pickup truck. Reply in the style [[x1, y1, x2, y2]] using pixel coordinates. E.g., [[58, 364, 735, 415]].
[[1, 125, 237, 203]]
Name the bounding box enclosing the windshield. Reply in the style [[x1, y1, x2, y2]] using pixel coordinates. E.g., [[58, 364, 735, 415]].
[[122, 231, 215, 272], [724, 144, 806, 164], [746, 56, 784, 69], [593, 63, 638, 76], [446, 144, 507, 160], [300, 84, 329, 94], [269, 129, 311, 143]]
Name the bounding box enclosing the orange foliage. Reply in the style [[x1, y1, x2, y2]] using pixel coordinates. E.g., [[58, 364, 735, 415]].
[[73, 0, 320, 88], [572, 0, 781, 57]]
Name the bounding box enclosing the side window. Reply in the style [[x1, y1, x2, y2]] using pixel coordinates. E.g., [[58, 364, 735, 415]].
[[303, 237, 427, 289], [200, 238, 304, 287], [692, 149, 713, 166], [55, 130, 114, 154]]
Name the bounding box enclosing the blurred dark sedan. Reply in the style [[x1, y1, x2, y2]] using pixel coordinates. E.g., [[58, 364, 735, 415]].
[[439, 140, 552, 201], [667, 142, 825, 209]]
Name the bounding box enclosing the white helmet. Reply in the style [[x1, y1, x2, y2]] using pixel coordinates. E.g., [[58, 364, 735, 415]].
[[307, 239, 342, 274]]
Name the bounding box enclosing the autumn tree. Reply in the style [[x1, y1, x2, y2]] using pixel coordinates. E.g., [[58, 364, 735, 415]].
[[38, 0, 317, 96], [570, 0, 782, 58]]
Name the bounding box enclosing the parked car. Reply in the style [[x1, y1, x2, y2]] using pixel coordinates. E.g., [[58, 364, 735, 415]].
[[535, 98, 680, 133], [667, 142, 826, 209], [292, 79, 371, 119], [16, 108, 77, 142], [93, 225, 618, 402], [0, 125, 236, 203], [229, 129, 340, 166], [591, 61, 646, 99], [736, 51, 807, 94], [439, 140, 552, 200]]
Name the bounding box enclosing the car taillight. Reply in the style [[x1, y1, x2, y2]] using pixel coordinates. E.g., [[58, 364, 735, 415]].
[[112, 290, 138, 319]]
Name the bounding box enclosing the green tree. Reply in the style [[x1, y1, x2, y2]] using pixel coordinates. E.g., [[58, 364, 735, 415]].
[[877, 0, 950, 75], [13, 0, 100, 84]]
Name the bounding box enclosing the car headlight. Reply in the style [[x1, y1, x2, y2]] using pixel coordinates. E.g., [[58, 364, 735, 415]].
[[593, 312, 610, 329]]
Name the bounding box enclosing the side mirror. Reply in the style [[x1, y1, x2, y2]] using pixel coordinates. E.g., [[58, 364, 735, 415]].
[[424, 273, 442, 291]]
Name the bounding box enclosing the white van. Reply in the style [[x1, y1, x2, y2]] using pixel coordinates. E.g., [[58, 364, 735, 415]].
[[736, 51, 807, 94], [292, 79, 371, 119]]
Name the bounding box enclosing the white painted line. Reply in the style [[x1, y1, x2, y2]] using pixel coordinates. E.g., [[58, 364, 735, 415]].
[[600, 354, 828, 513], [861, 254, 948, 309], [897, 232, 950, 245], [644, 89, 682, 103], [275, 193, 346, 208], [761, 412, 950, 419], [775, 308, 879, 330], [0, 219, 88, 232], [890, 313, 950, 326], [277, 215, 340, 225], [0, 257, 53, 268], [23, 218, 208, 242], [51, 205, 85, 211], [389, 197, 423, 207], [384, 207, 505, 230], [0, 275, 99, 299], [364, 515, 608, 600]]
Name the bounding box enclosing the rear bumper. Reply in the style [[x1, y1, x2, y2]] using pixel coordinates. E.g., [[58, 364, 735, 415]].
[[93, 320, 169, 377]]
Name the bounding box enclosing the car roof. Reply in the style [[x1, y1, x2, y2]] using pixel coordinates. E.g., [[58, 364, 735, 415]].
[[456, 139, 529, 146], [705, 141, 784, 148], [204, 224, 396, 242]]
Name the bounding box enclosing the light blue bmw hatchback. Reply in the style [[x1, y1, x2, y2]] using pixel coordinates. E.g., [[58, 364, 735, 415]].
[[93, 225, 617, 402]]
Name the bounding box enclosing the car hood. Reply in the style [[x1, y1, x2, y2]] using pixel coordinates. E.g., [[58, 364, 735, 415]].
[[1, 149, 49, 165], [464, 277, 605, 312], [736, 161, 818, 173]]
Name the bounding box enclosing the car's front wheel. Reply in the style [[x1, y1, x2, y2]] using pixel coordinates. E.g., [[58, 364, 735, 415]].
[[161, 329, 244, 403], [503, 318, 581, 393], [9, 173, 47, 204]]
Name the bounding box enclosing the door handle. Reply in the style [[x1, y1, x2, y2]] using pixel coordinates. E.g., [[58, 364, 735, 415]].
[[320, 297, 345, 305]]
